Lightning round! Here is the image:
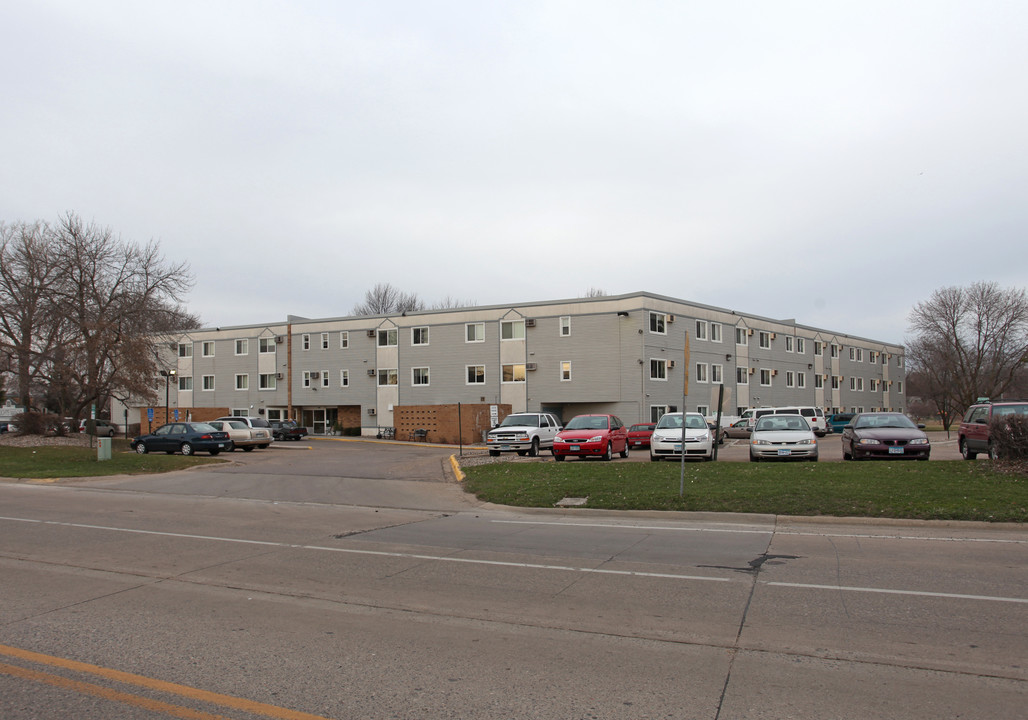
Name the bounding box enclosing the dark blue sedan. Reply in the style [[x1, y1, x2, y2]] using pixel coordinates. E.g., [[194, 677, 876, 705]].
[[131, 422, 232, 456]]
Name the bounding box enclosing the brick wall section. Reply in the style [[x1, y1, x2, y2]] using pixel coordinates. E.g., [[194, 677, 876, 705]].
[[394, 403, 510, 445], [336, 405, 361, 431], [144, 408, 230, 428]]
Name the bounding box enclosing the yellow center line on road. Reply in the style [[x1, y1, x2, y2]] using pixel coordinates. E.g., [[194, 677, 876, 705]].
[[0, 644, 335, 720], [0, 662, 228, 719]]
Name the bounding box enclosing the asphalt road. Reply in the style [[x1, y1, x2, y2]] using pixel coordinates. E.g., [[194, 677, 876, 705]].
[[0, 438, 1024, 719]]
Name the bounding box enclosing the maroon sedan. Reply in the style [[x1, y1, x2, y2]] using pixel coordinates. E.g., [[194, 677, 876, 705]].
[[553, 414, 630, 461], [627, 423, 656, 449], [841, 412, 931, 461]]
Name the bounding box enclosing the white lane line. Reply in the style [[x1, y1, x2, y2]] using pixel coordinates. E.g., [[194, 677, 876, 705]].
[[491, 519, 1028, 544], [0, 516, 729, 584], [765, 581, 1028, 605]]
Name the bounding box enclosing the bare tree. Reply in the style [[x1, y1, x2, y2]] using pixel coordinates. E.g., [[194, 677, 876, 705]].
[[352, 283, 425, 316], [0, 213, 197, 420], [585, 287, 608, 297], [906, 282, 1028, 421], [431, 296, 475, 310], [0, 221, 65, 409], [49, 213, 198, 418]]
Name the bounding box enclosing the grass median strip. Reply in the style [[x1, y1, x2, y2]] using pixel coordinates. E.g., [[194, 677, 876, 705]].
[[0, 444, 223, 479], [461, 460, 1027, 522]]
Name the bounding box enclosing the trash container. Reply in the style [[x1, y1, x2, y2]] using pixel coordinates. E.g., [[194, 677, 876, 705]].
[[97, 437, 112, 461]]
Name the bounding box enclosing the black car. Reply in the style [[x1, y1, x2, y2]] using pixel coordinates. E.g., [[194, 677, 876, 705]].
[[269, 419, 308, 441], [131, 422, 232, 456]]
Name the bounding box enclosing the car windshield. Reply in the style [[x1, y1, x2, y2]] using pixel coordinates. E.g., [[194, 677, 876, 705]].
[[754, 416, 809, 431], [565, 416, 609, 430], [655, 414, 707, 430], [854, 414, 917, 429], [190, 423, 217, 432], [629, 424, 653, 432], [227, 421, 248, 429], [498, 414, 538, 427]]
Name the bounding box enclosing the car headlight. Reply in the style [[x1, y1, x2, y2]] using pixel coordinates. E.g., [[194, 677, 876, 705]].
[[798, 438, 817, 446], [857, 438, 882, 446], [752, 439, 772, 446], [554, 436, 566, 443], [908, 438, 929, 445], [588, 435, 603, 443]]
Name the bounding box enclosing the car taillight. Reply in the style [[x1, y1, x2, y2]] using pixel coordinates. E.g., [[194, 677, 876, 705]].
[[199, 434, 212, 440]]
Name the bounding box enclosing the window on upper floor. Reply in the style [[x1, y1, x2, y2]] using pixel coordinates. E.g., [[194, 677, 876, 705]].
[[378, 329, 397, 347], [501, 320, 525, 340], [412, 327, 429, 346], [649, 312, 667, 335], [466, 323, 485, 343]]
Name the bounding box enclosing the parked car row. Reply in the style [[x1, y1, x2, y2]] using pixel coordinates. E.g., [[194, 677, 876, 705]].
[[130, 415, 278, 456]]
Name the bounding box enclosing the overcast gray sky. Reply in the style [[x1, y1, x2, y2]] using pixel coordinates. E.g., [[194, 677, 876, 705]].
[[3, 1, 1026, 345]]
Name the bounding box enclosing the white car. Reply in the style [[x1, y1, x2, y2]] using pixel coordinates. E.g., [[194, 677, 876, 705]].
[[208, 419, 264, 452], [749, 414, 819, 462], [649, 412, 714, 461], [213, 416, 273, 448], [486, 412, 562, 457]]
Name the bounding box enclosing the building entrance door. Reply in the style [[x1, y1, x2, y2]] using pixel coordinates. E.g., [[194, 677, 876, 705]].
[[302, 408, 327, 435]]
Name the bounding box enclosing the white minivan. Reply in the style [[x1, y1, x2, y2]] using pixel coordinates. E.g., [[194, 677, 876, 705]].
[[742, 406, 828, 436]]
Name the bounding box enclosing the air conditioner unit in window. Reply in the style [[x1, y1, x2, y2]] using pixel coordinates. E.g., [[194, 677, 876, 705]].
[[310, 372, 320, 379], [275, 336, 284, 343], [668, 360, 675, 369], [367, 368, 376, 376], [770, 333, 776, 340], [667, 314, 675, 323], [367, 407, 376, 416], [771, 369, 778, 376], [526, 362, 538, 371], [525, 318, 536, 328], [747, 328, 754, 335], [367, 330, 376, 337], [276, 372, 284, 379], [749, 368, 755, 375]]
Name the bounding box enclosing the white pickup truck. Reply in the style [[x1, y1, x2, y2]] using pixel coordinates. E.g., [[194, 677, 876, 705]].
[[486, 412, 563, 457]]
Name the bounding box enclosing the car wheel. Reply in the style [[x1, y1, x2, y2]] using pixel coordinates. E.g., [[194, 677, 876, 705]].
[[529, 438, 540, 457], [959, 439, 977, 460], [181, 443, 193, 456], [749, 454, 759, 462], [243, 446, 254, 452], [489, 450, 499, 457], [602, 443, 612, 461], [210, 449, 221, 456], [619, 442, 629, 459], [260, 444, 270, 449], [702, 454, 713, 462], [649, 453, 660, 462], [134, 443, 147, 455], [516, 450, 528, 457], [843, 447, 852, 460], [554, 454, 565, 462]]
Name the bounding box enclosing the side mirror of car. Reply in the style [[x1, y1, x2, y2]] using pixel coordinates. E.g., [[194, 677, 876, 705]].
[[917, 424, 926, 429]]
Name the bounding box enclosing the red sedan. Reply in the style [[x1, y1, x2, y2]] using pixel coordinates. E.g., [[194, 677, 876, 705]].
[[627, 423, 656, 449], [553, 414, 630, 461]]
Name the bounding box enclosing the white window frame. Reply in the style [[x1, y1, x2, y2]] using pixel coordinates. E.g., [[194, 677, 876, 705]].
[[258, 373, 276, 390], [339, 331, 349, 349], [466, 323, 485, 343], [758, 331, 770, 349], [560, 361, 572, 381], [695, 320, 707, 341], [759, 368, 772, 386], [710, 322, 722, 343], [378, 329, 398, 347], [815, 374, 824, 389], [814, 341, 823, 356], [412, 367, 430, 386], [711, 364, 723, 384], [340, 369, 349, 387], [322, 370, 330, 388], [466, 365, 485, 384], [501, 320, 525, 341], [202, 375, 215, 391], [559, 316, 571, 337], [649, 312, 667, 335], [178, 343, 192, 358], [695, 362, 708, 383], [736, 366, 748, 385], [696, 405, 710, 417], [259, 337, 275, 353], [235, 373, 248, 390], [412, 327, 430, 346], [502, 363, 526, 383], [796, 337, 805, 354], [321, 333, 329, 350], [178, 376, 193, 391], [378, 368, 398, 386], [650, 405, 669, 423], [235, 339, 248, 356], [202, 341, 215, 358], [736, 327, 747, 346], [302, 334, 310, 351], [785, 336, 794, 353], [797, 372, 806, 388], [302, 371, 312, 388], [786, 371, 795, 388], [650, 359, 668, 381]]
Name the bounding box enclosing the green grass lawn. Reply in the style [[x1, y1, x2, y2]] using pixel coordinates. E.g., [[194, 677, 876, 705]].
[[0, 442, 224, 479], [462, 460, 1027, 522]]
